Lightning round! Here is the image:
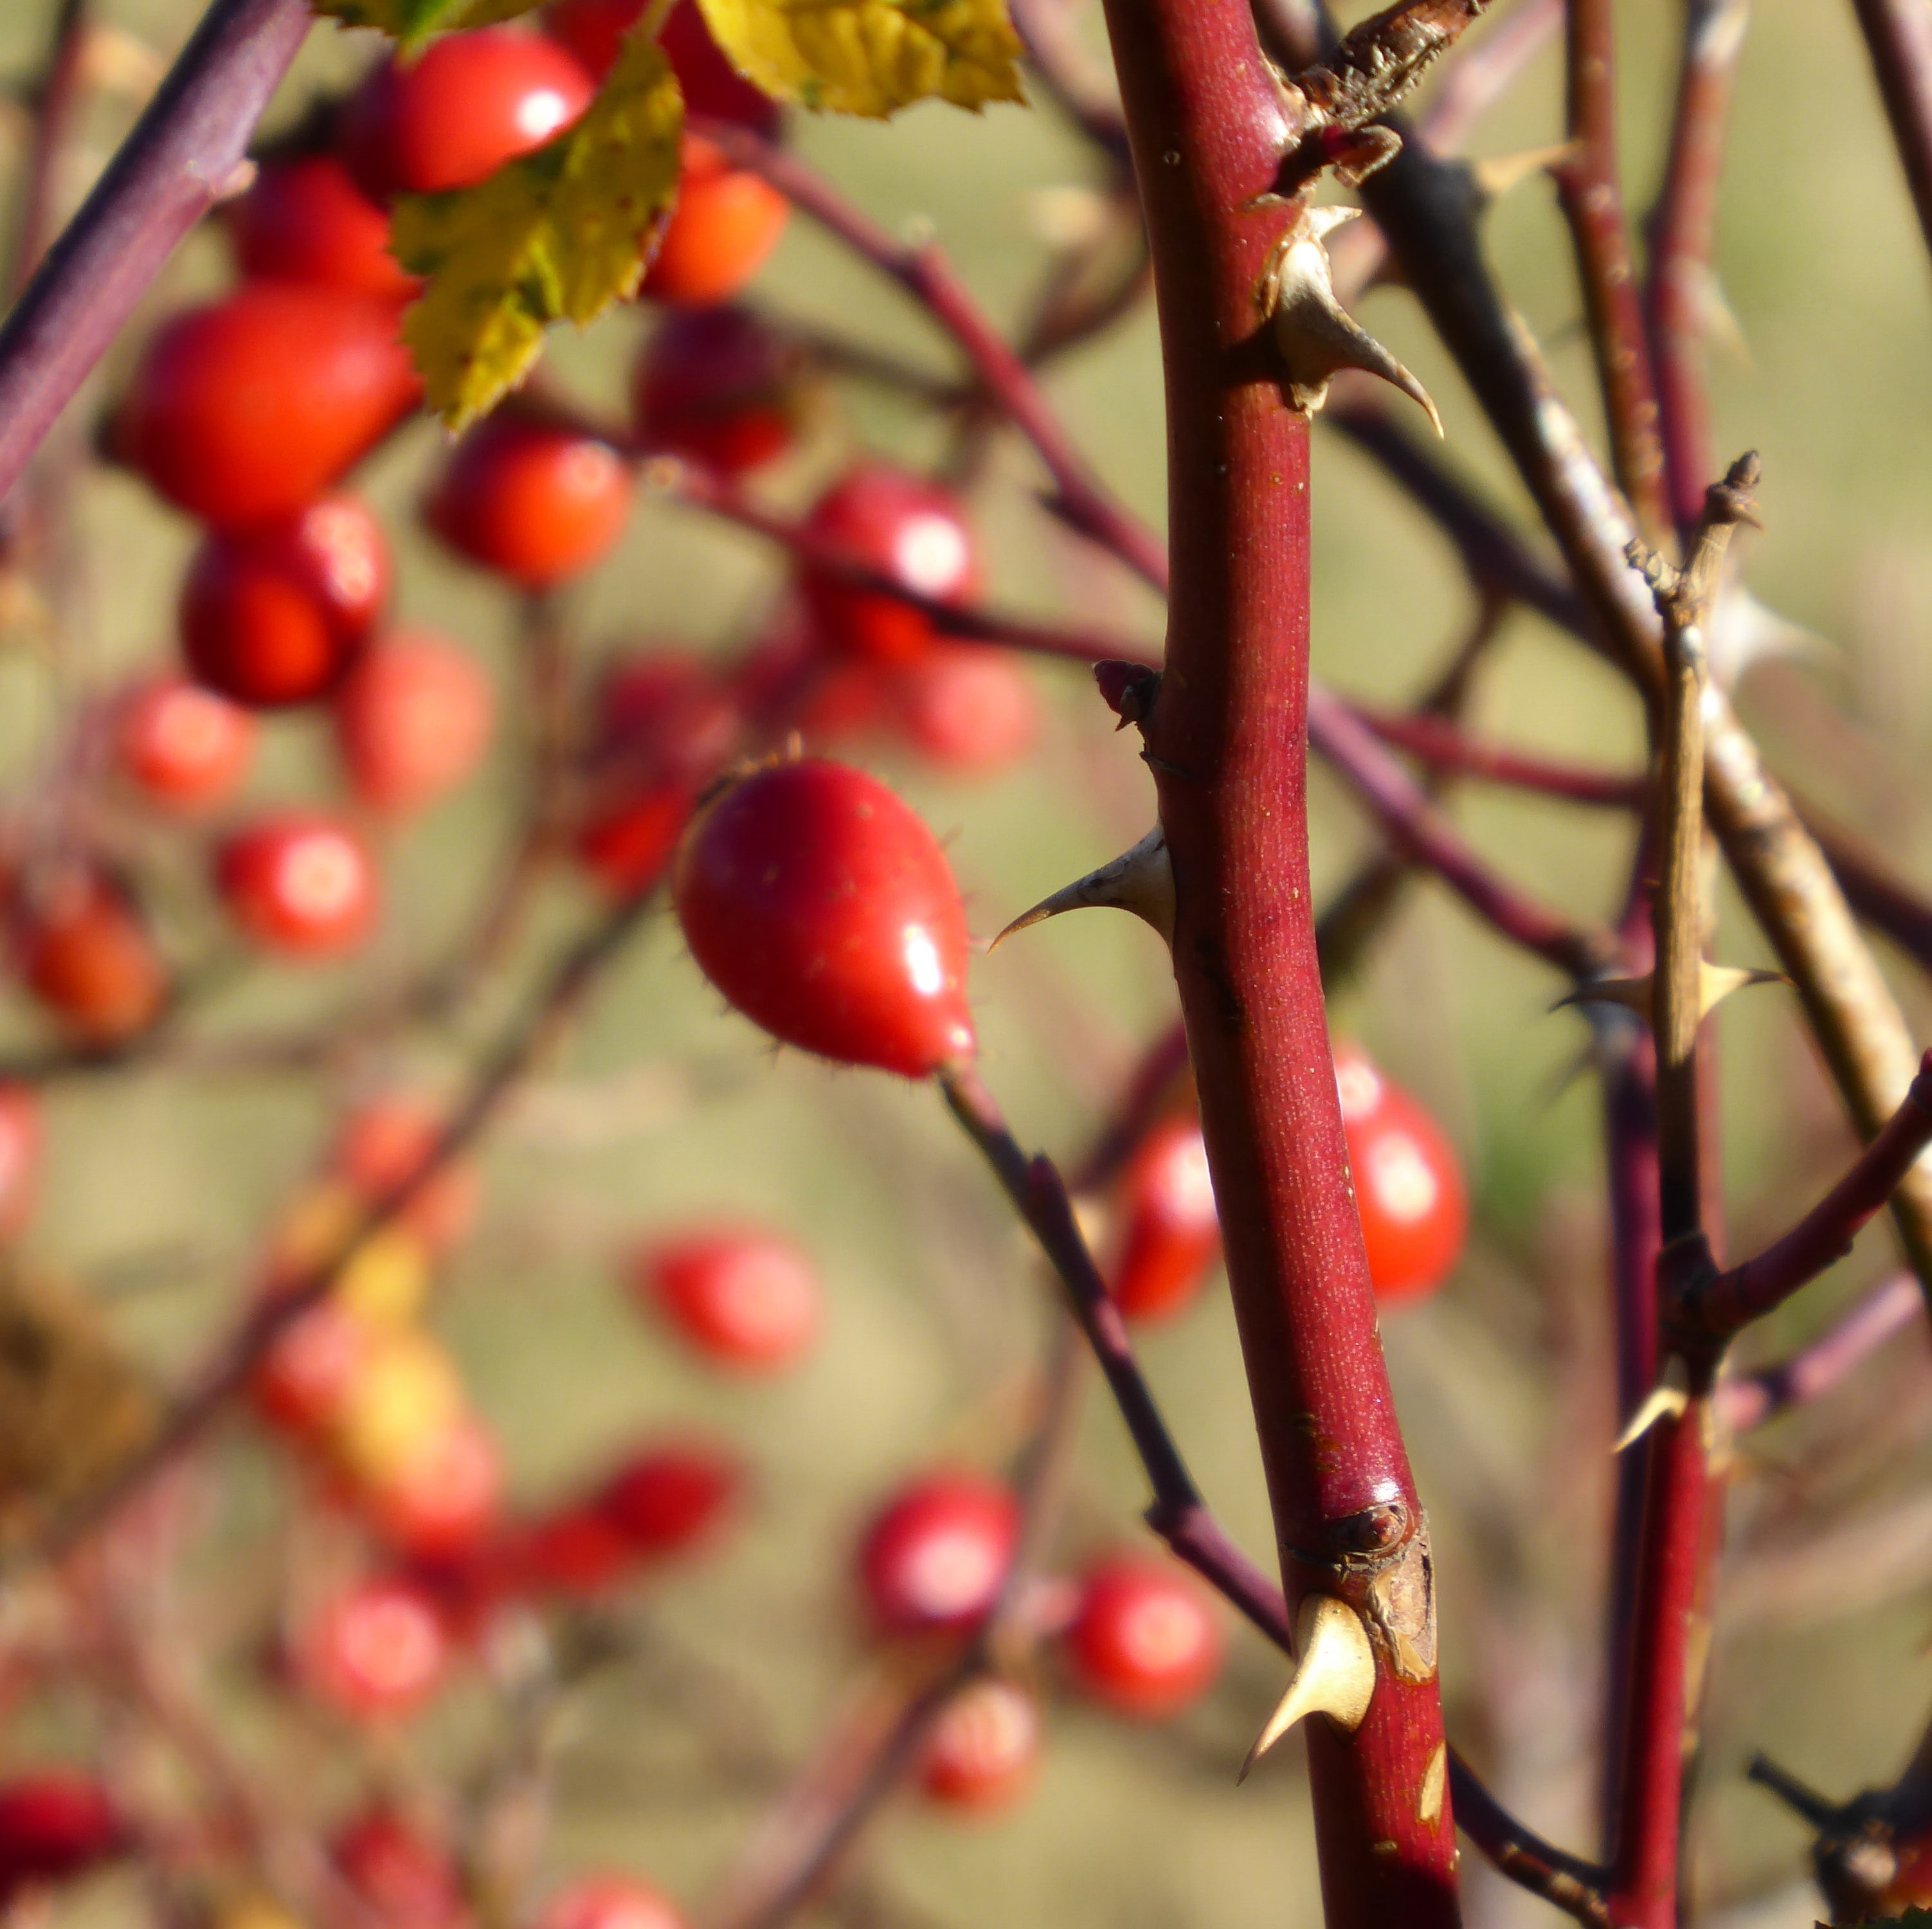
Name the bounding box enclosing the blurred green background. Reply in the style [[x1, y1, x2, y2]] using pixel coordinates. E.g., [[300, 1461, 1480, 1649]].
[[3, 0, 1932, 1923]]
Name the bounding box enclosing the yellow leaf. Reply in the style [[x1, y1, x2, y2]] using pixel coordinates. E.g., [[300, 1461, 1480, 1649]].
[[392, 33, 685, 429], [695, 0, 1024, 116]]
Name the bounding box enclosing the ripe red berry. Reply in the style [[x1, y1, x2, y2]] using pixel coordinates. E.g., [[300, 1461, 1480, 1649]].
[[892, 646, 1039, 776], [339, 27, 596, 199], [331, 1811, 464, 1928], [300, 1578, 449, 1720], [229, 154, 415, 300], [801, 464, 980, 666], [545, 0, 779, 131], [1111, 1116, 1220, 1323], [1333, 1042, 1468, 1305], [919, 1678, 1041, 1811], [118, 286, 417, 529], [114, 676, 256, 811], [635, 1227, 821, 1372], [216, 813, 379, 958], [426, 417, 633, 589], [0, 1085, 41, 1242], [1063, 1554, 1222, 1720], [595, 1442, 742, 1559], [0, 1776, 124, 1901], [181, 496, 390, 708], [642, 136, 789, 308], [633, 309, 797, 473], [857, 1471, 1016, 1640], [332, 628, 496, 814], [534, 1875, 687, 1929], [254, 1300, 373, 1436], [674, 757, 976, 1078], [15, 869, 167, 1046], [330, 1095, 481, 1256], [365, 1414, 505, 1561], [519, 1504, 636, 1595]]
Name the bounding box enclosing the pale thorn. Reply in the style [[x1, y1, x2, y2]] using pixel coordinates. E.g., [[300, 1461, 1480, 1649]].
[[1704, 581, 1831, 689], [1614, 1356, 1692, 1453], [991, 826, 1175, 950], [1469, 140, 1580, 203], [77, 23, 167, 101], [1238, 1594, 1377, 1782], [1552, 961, 1787, 1028], [1260, 205, 1443, 435], [1690, 260, 1753, 368]]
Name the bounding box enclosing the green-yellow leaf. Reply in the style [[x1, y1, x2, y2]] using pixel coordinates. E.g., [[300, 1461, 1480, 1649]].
[[391, 34, 684, 430], [694, 0, 1024, 116], [309, 0, 547, 52]]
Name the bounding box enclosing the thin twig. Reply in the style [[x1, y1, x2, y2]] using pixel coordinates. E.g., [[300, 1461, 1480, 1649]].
[[1717, 1271, 1923, 1432], [1850, 0, 1932, 281]]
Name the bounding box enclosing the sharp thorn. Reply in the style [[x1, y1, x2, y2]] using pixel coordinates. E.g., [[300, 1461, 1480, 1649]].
[[1238, 1594, 1376, 1782], [991, 828, 1174, 951], [1614, 1357, 1692, 1453]]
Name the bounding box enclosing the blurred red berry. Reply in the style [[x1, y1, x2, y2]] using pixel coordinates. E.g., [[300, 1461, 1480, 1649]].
[[633, 309, 796, 473], [216, 814, 378, 958], [331, 1810, 465, 1927], [181, 495, 390, 708], [857, 1471, 1016, 1640], [114, 676, 255, 810], [254, 1300, 373, 1436], [300, 1579, 449, 1720], [801, 464, 979, 667], [546, 0, 779, 131], [1111, 1116, 1220, 1323], [330, 1095, 481, 1256], [673, 757, 977, 1078], [518, 1504, 637, 1595], [919, 1677, 1040, 1811], [333, 628, 496, 815], [0, 1775, 124, 1901], [1333, 1042, 1467, 1305], [642, 136, 788, 308], [1063, 1554, 1222, 1720], [230, 154, 415, 299], [635, 1227, 821, 1372], [117, 286, 417, 530], [534, 1875, 687, 1929], [339, 27, 596, 199], [366, 1414, 504, 1561], [426, 417, 633, 589], [891, 646, 1038, 775], [15, 869, 167, 1046], [596, 1442, 741, 1558], [0, 1085, 41, 1242]]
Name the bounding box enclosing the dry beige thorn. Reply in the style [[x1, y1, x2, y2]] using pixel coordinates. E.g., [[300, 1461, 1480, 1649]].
[[1554, 961, 1786, 1028], [1470, 140, 1580, 201], [991, 826, 1174, 950], [1261, 205, 1442, 435], [1614, 1355, 1693, 1453], [1238, 1594, 1377, 1782]]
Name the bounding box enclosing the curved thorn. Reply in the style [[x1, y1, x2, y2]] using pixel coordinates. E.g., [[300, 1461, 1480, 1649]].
[[991, 827, 1174, 950], [1614, 1356, 1692, 1453], [1238, 1593, 1377, 1782], [1553, 962, 1787, 1027]]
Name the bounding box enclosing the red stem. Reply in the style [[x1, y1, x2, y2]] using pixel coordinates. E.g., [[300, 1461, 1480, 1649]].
[[1344, 703, 1645, 809], [1553, 0, 1667, 543], [0, 0, 311, 511], [1850, 0, 1932, 278], [1645, 0, 1749, 539], [1096, 1, 1461, 1918]]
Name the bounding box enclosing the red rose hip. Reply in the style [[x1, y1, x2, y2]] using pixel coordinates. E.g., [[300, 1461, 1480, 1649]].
[[339, 27, 596, 199], [595, 1442, 741, 1559], [15, 870, 167, 1046], [635, 1227, 821, 1372], [114, 677, 256, 810], [1111, 1116, 1220, 1323], [0, 1775, 125, 1901], [217, 814, 378, 958], [299, 1578, 448, 1720], [674, 757, 975, 1078], [642, 137, 789, 308], [181, 496, 390, 708], [534, 1875, 687, 1929], [426, 417, 633, 589], [857, 1471, 1016, 1639], [1063, 1554, 1222, 1720], [546, 0, 779, 132], [117, 286, 418, 529], [333, 628, 496, 814], [230, 154, 415, 299], [919, 1677, 1040, 1811], [633, 309, 797, 475], [1333, 1042, 1467, 1305]]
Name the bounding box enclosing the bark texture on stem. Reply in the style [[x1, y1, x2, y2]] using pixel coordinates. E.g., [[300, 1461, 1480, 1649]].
[[1094, 3, 1461, 1919], [0, 0, 311, 510]]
